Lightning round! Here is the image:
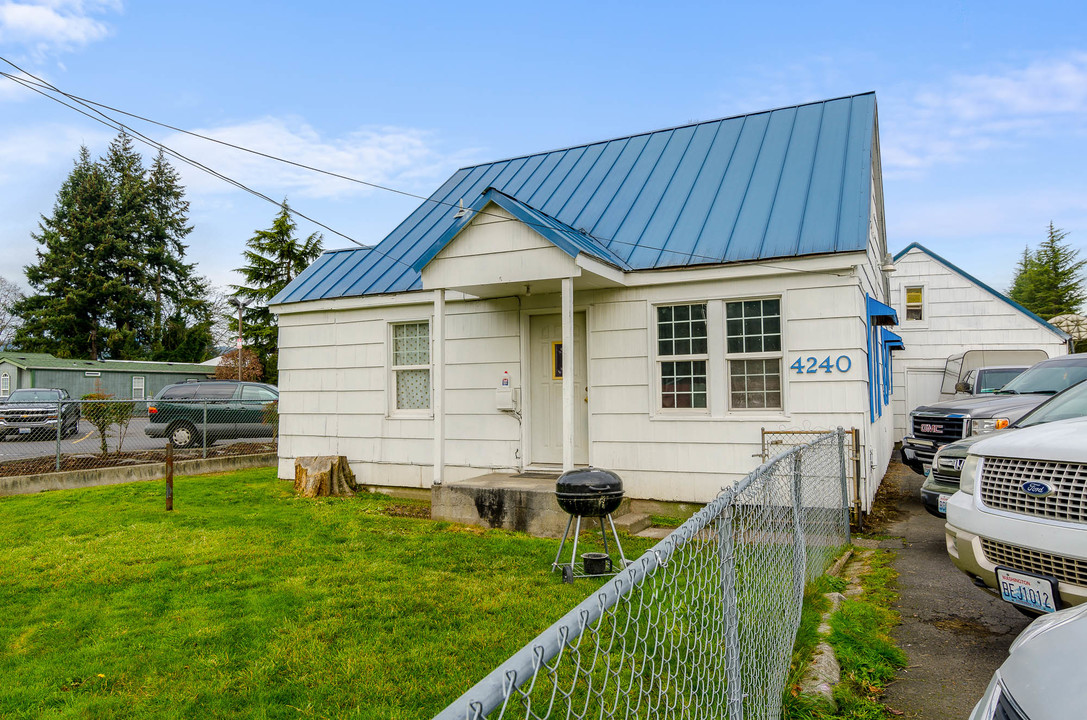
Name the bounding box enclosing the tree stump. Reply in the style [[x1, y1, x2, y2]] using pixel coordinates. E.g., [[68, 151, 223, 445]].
[[294, 456, 358, 497]]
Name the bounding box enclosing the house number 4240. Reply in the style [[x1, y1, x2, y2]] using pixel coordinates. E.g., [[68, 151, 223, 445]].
[[789, 356, 852, 374]]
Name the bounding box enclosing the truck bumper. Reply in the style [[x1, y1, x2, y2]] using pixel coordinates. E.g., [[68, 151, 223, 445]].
[[945, 492, 1087, 608]]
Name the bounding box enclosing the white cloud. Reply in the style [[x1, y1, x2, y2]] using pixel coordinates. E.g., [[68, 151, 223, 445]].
[[0, 121, 111, 180], [0, 0, 120, 55], [882, 54, 1087, 173], [162, 117, 473, 202]]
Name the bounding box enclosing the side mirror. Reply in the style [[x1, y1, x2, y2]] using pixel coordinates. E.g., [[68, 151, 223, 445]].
[[955, 381, 972, 394]]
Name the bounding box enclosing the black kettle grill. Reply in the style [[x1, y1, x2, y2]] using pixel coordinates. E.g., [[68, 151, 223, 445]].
[[552, 467, 628, 582]]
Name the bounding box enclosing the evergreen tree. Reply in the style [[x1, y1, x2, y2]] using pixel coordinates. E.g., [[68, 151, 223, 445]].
[[232, 201, 323, 384], [1009, 223, 1086, 320], [14, 147, 115, 358], [13, 135, 213, 361], [146, 149, 214, 361]]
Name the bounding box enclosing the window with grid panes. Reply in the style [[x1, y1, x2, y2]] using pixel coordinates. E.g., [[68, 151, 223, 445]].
[[726, 299, 782, 410], [657, 303, 708, 410], [392, 321, 431, 410], [0, 373, 8, 397]]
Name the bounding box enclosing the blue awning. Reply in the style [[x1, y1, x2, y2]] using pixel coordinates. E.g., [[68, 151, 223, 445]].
[[881, 328, 905, 351], [867, 296, 898, 326]]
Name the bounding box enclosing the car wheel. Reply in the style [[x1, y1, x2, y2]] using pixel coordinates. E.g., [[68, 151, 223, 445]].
[[168, 422, 199, 449]]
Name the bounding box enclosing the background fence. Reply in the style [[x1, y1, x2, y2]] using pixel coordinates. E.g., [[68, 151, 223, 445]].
[[0, 397, 277, 476], [761, 427, 865, 529], [436, 429, 850, 720]]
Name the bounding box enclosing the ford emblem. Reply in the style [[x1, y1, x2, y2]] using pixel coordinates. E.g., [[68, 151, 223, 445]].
[[1021, 481, 1054, 498]]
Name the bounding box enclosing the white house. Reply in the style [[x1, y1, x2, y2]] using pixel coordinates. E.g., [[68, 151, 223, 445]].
[[270, 93, 901, 509], [888, 243, 1071, 441]]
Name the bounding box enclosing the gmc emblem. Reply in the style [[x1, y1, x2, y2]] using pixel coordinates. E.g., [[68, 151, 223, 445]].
[[920, 423, 941, 433]]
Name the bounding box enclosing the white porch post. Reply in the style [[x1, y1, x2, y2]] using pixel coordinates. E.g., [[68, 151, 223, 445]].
[[562, 276, 574, 472], [433, 288, 445, 486]]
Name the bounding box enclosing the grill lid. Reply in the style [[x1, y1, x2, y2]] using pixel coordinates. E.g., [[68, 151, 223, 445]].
[[556, 467, 623, 498]]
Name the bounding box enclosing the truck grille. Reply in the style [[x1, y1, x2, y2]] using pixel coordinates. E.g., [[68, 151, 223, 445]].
[[910, 414, 967, 442], [1, 409, 51, 422], [981, 538, 1087, 586], [979, 457, 1087, 524]]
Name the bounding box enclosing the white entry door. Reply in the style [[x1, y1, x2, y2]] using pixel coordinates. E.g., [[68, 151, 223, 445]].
[[529, 313, 588, 466]]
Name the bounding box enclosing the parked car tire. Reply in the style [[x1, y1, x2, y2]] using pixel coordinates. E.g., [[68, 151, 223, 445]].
[[168, 421, 200, 449]]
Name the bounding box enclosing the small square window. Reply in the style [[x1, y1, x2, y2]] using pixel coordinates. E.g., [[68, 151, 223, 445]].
[[905, 286, 924, 321]]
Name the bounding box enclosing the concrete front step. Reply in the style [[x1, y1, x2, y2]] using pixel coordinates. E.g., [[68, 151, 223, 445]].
[[612, 512, 652, 534]]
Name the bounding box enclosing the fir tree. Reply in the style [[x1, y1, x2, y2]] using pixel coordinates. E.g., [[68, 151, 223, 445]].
[[14, 147, 115, 358], [232, 201, 323, 384], [1009, 223, 1086, 320], [14, 135, 213, 361]]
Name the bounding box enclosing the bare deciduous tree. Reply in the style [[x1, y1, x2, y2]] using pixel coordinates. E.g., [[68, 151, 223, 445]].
[[0, 276, 24, 348]]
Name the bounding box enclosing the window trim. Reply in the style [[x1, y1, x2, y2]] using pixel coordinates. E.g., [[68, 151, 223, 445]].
[[0, 372, 8, 398], [388, 319, 433, 417], [132, 375, 145, 400], [724, 296, 783, 412], [653, 301, 710, 415]]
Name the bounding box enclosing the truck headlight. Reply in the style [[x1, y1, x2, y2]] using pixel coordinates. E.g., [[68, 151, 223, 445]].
[[970, 418, 1009, 436], [959, 454, 980, 494]]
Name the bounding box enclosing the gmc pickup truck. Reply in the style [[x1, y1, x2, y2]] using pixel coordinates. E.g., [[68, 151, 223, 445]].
[[902, 355, 1087, 476]]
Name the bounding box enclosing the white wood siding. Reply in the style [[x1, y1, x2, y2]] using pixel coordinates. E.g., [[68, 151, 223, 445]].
[[888, 247, 1069, 440], [278, 268, 889, 505]]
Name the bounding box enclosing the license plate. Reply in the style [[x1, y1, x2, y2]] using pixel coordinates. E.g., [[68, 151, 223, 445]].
[[997, 566, 1059, 613], [920, 423, 941, 433], [923, 464, 931, 477], [18, 428, 30, 434], [938, 494, 950, 513]]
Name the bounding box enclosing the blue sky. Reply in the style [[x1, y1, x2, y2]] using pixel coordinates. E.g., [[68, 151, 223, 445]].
[[2, 1, 1087, 299]]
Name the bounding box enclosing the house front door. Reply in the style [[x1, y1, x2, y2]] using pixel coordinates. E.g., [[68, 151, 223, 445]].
[[529, 312, 588, 466]]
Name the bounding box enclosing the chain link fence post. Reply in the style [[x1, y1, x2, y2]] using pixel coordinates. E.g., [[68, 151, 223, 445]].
[[202, 399, 208, 459], [717, 485, 743, 720], [837, 428, 850, 543], [55, 399, 62, 472]]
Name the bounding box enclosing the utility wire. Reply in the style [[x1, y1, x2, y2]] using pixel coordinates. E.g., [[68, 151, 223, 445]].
[[0, 58, 853, 279]]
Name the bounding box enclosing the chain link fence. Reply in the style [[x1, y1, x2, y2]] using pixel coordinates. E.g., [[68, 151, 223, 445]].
[[762, 427, 865, 529], [435, 429, 850, 720], [0, 396, 278, 476]]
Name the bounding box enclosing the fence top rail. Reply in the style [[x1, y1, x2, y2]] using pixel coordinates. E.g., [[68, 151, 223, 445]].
[[433, 428, 843, 720]]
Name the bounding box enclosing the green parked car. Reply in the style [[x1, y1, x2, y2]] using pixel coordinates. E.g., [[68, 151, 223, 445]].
[[144, 380, 278, 448]]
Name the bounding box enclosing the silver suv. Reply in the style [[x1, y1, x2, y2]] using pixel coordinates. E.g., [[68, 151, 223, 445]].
[[946, 415, 1087, 614]]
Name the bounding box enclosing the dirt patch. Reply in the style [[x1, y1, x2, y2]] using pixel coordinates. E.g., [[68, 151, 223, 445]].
[[382, 503, 432, 519], [862, 457, 915, 533], [0, 442, 277, 478]]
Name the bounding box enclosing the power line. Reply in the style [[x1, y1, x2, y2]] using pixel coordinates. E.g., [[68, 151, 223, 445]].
[[0, 58, 853, 279]]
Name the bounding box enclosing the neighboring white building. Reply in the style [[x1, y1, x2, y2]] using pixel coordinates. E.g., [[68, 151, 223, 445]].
[[888, 243, 1071, 441], [270, 93, 900, 509]]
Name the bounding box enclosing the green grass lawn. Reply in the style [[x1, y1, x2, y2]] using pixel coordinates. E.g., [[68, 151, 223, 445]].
[[0, 468, 654, 719]]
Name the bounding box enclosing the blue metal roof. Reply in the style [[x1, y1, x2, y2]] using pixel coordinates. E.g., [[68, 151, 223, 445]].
[[273, 93, 878, 305], [893, 242, 1072, 340]]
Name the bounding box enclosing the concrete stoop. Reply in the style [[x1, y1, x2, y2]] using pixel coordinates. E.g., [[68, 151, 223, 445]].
[[612, 512, 652, 534]]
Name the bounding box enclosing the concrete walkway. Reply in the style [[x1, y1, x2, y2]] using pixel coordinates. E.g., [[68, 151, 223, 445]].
[[878, 460, 1030, 719]]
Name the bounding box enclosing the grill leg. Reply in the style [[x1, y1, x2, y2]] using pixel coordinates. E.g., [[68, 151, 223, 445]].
[[606, 513, 628, 568], [552, 514, 574, 572], [568, 515, 583, 576]]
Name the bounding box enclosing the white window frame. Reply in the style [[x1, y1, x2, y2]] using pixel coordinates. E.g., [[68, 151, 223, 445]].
[[725, 297, 783, 412], [904, 285, 925, 323], [0, 372, 9, 398], [132, 376, 145, 400], [389, 320, 432, 416], [654, 302, 710, 414]]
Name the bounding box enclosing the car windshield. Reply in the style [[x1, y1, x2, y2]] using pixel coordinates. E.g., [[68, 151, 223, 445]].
[[6, 390, 61, 402], [1016, 379, 1087, 428], [996, 363, 1087, 395], [976, 368, 1025, 393]]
